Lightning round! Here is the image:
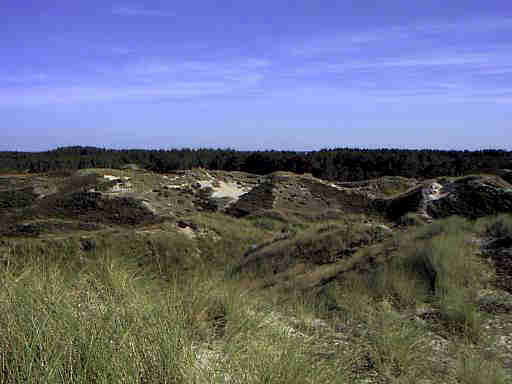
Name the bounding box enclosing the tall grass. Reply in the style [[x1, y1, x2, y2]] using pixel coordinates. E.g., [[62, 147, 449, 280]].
[[332, 217, 488, 342], [0, 253, 197, 383], [0, 231, 352, 383], [1, 213, 510, 382], [363, 308, 432, 382]]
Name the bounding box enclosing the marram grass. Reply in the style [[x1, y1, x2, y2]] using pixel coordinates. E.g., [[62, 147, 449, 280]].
[[0, 214, 510, 383]]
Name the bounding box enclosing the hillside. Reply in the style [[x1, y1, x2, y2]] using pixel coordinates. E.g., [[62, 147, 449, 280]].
[[1, 167, 512, 383]]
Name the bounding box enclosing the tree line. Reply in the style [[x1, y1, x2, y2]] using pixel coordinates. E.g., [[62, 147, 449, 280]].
[[0, 146, 511, 181]]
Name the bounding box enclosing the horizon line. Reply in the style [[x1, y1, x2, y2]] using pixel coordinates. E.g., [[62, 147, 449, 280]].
[[2, 145, 511, 154]]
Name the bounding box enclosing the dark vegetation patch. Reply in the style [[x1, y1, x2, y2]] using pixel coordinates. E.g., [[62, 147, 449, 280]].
[[0, 187, 38, 209], [300, 178, 370, 213], [481, 213, 512, 238], [502, 171, 512, 184], [478, 294, 512, 314], [480, 214, 512, 294], [1, 220, 102, 237], [227, 181, 275, 217], [488, 248, 512, 293], [373, 175, 512, 222], [428, 176, 512, 219], [35, 192, 160, 226], [56, 173, 99, 194], [0, 173, 164, 233], [372, 186, 424, 221]]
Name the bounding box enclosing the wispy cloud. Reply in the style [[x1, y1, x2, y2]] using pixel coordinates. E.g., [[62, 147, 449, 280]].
[[110, 47, 136, 55], [287, 47, 512, 88], [3, 11, 511, 110], [100, 58, 271, 80], [290, 27, 406, 56], [281, 50, 512, 105], [0, 82, 231, 106], [302, 52, 508, 74], [290, 17, 512, 56], [112, 5, 174, 17], [0, 57, 269, 105], [414, 17, 512, 34], [262, 84, 512, 106], [479, 67, 512, 75], [0, 73, 49, 84]]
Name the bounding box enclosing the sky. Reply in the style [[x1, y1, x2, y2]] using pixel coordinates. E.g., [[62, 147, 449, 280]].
[[1, 0, 511, 151]]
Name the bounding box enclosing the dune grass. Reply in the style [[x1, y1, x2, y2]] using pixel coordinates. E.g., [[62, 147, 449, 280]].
[[0, 254, 195, 383], [1, 214, 511, 383], [0, 228, 351, 383]]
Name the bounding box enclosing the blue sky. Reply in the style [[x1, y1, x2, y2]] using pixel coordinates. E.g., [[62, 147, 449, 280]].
[[1, 0, 511, 151]]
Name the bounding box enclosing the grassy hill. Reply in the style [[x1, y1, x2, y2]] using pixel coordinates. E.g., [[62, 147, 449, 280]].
[[1, 168, 512, 383]]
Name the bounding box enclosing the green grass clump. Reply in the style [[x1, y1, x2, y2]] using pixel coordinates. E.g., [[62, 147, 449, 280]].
[[415, 215, 474, 240], [363, 308, 432, 382], [0, 256, 195, 383], [404, 227, 484, 340], [334, 217, 488, 342]]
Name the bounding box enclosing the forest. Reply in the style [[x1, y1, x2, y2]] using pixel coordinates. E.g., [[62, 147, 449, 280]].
[[1, 146, 511, 181]]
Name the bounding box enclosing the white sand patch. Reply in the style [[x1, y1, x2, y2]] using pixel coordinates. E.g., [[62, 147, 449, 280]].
[[329, 183, 344, 190], [164, 184, 189, 189], [196, 179, 249, 202], [421, 182, 446, 201], [211, 181, 248, 200], [141, 200, 157, 214], [419, 181, 450, 219], [198, 180, 213, 189], [177, 226, 196, 239]]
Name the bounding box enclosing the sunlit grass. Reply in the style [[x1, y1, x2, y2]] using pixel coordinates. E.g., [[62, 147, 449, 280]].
[[1, 214, 511, 382]]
